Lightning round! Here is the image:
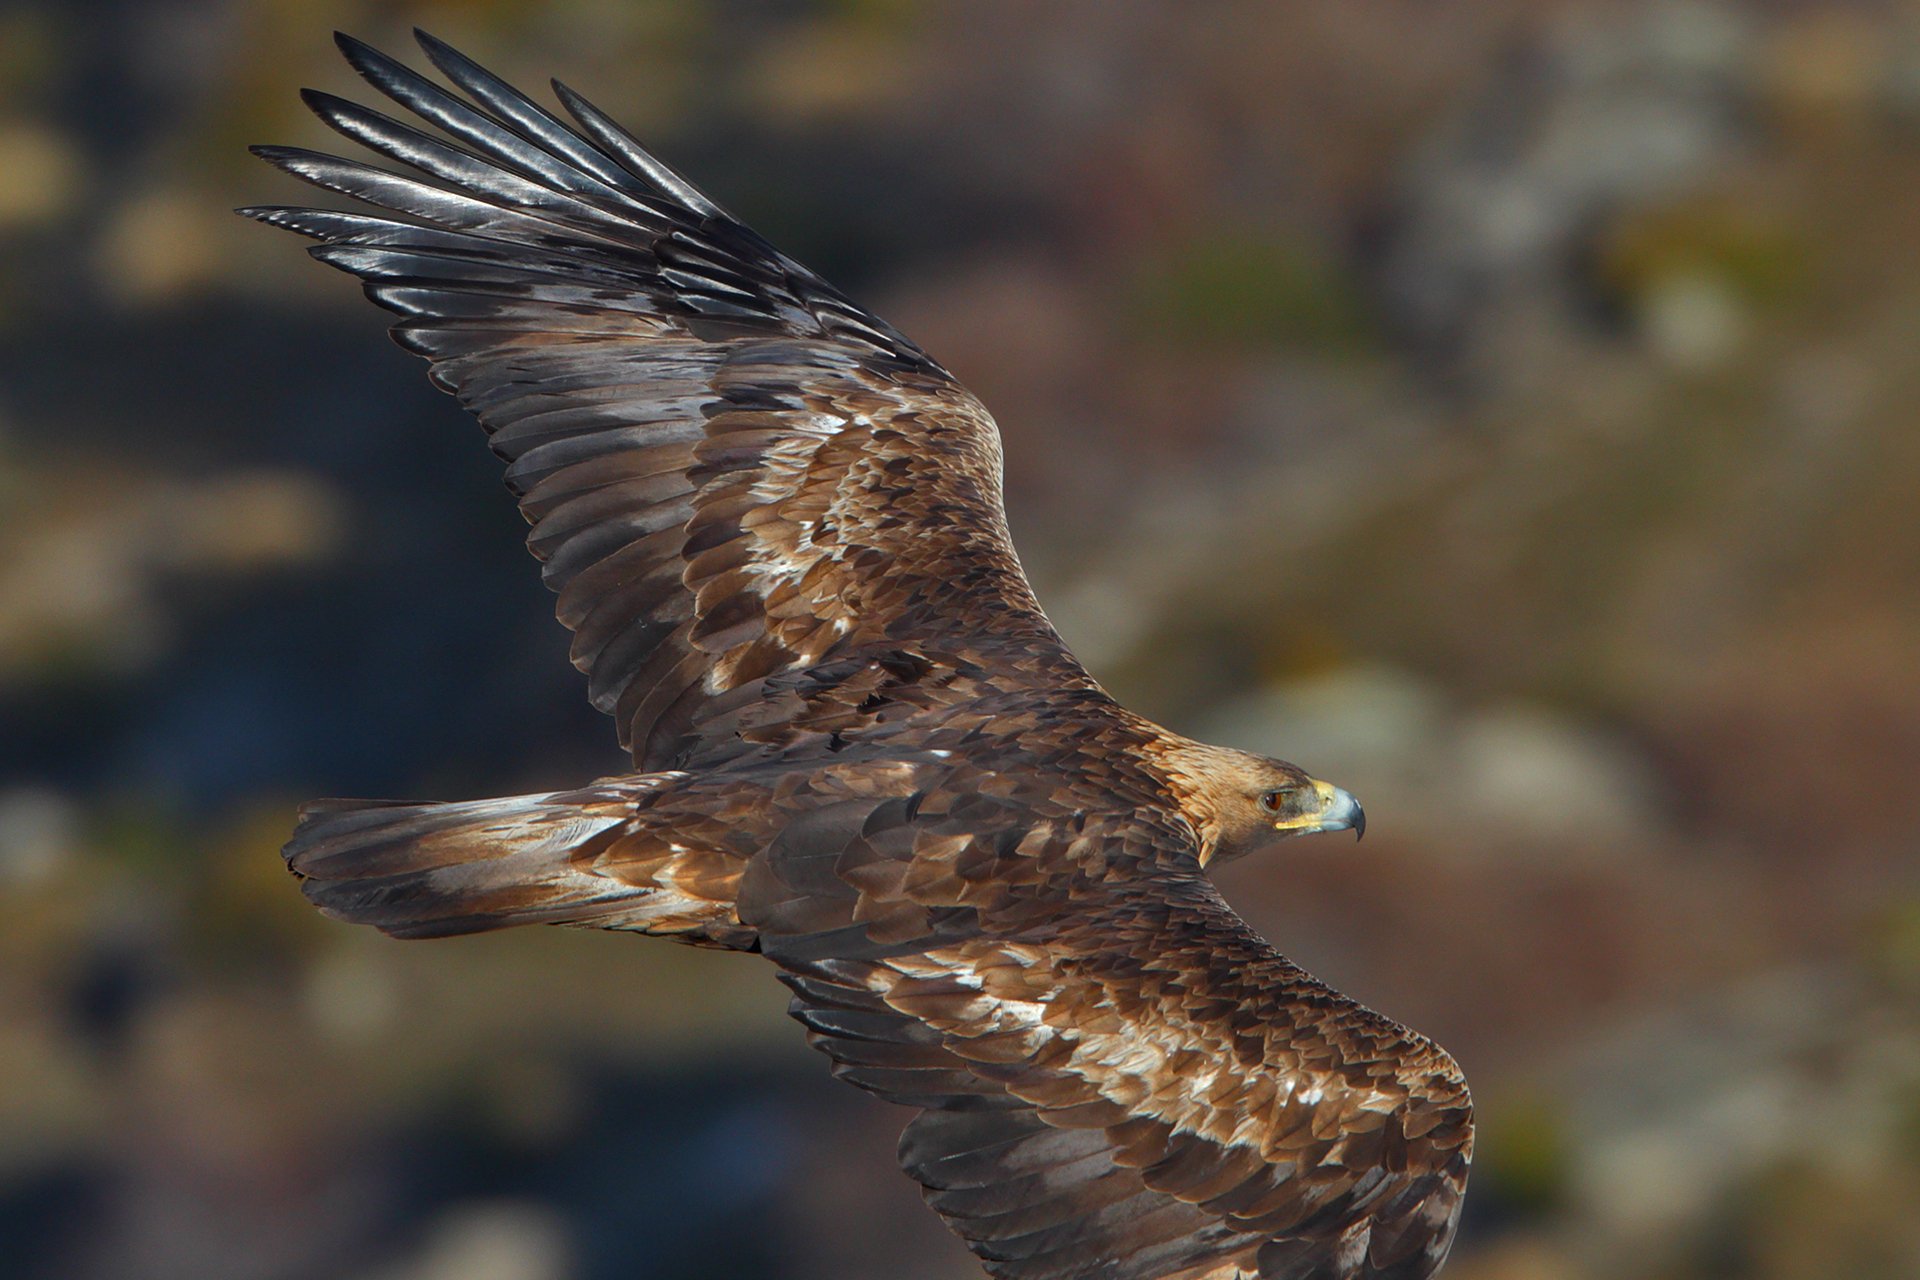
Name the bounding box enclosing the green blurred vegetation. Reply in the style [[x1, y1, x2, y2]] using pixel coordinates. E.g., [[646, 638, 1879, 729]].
[[1129, 228, 1377, 353]]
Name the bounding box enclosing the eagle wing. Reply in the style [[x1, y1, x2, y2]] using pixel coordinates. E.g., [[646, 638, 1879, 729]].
[[244, 32, 1079, 770], [739, 771, 1473, 1280]]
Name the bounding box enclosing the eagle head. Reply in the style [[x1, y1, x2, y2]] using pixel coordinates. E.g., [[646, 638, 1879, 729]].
[[1154, 738, 1365, 866]]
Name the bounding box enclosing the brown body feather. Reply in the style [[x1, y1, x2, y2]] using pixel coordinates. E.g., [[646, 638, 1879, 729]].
[[253, 32, 1470, 1280]]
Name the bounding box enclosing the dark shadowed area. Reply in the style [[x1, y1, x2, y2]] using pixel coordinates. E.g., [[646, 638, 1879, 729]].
[[2, 2, 1918, 1278]]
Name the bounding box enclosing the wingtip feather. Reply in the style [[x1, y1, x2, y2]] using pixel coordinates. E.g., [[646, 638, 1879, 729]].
[[234, 204, 324, 238], [412, 27, 481, 86], [548, 78, 723, 218], [298, 85, 339, 116]]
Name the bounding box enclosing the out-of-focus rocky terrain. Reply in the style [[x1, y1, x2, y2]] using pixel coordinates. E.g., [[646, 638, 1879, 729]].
[[1, 3, 1917, 1278]]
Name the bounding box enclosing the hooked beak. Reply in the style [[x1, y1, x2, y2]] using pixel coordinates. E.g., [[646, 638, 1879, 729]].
[[1274, 779, 1366, 841]]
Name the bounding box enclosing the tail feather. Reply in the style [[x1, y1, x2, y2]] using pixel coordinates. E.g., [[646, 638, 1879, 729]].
[[283, 781, 739, 942]]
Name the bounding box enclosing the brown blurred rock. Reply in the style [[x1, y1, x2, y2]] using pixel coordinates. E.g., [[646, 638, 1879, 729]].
[[0, 119, 82, 229]]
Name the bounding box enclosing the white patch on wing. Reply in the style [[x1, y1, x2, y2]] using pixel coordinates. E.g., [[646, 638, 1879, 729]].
[[983, 996, 1048, 1035], [896, 940, 1408, 1152]]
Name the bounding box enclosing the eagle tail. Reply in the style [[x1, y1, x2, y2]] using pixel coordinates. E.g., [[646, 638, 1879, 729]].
[[282, 782, 745, 944]]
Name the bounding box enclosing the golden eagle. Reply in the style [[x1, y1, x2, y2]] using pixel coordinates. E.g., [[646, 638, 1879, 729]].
[[246, 32, 1471, 1280]]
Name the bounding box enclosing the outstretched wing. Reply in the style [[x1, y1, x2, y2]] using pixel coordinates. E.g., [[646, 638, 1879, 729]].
[[244, 31, 1085, 770], [740, 778, 1474, 1280]]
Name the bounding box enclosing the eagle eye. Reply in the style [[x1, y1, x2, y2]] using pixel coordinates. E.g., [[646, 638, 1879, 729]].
[[1259, 790, 1285, 814]]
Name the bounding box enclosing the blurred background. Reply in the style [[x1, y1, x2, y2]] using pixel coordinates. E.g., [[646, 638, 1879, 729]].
[[2, 1, 1918, 1277]]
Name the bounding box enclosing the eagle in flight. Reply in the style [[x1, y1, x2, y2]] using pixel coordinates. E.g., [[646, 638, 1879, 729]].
[[247, 31, 1471, 1280]]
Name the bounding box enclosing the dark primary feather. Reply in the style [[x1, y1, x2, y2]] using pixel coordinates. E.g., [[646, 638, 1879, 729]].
[[251, 32, 1472, 1280]]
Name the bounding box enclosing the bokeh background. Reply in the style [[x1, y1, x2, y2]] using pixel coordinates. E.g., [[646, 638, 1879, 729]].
[[3, 1, 1919, 1277]]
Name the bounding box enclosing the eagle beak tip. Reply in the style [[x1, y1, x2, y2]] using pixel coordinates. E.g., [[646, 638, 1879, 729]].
[[1317, 782, 1365, 842]]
